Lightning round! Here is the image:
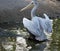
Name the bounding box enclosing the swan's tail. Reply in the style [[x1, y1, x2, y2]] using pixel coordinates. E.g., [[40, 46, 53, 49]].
[[43, 13, 49, 19]]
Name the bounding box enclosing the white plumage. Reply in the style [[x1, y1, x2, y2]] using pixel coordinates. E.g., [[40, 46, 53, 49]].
[[22, 0, 53, 41]]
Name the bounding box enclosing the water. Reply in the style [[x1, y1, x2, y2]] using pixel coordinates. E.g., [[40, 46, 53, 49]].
[[0, 19, 60, 51]]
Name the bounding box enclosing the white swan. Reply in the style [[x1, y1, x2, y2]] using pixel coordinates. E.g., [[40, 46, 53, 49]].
[[20, 0, 53, 41]]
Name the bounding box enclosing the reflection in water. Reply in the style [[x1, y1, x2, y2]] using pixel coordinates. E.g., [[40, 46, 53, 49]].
[[0, 19, 60, 51]]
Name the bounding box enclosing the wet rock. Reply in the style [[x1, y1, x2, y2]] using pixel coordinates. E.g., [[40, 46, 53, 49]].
[[2, 44, 13, 51], [16, 37, 30, 51]]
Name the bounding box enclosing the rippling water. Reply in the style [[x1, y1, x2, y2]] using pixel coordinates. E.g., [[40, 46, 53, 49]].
[[0, 19, 60, 51]]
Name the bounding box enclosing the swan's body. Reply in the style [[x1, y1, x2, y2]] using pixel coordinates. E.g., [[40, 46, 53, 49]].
[[21, 0, 53, 41], [23, 15, 53, 41]]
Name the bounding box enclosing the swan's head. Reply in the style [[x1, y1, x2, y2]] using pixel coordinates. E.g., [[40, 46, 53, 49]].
[[20, 0, 39, 12]]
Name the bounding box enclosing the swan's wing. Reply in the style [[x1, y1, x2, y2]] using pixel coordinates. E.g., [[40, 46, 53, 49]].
[[32, 17, 44, 31], [23, 17, 41, 36], [23, 18, 38, 35], [32, 17, 47, 40], [23, 17, 47, 41], [23, 18, 35, 29]]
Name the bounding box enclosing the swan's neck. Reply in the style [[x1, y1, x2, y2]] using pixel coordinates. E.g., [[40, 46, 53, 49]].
[[31, 4, 39, 18]]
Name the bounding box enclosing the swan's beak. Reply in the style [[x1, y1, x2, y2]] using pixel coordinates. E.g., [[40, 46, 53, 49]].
[[20, 1, 33, 12]]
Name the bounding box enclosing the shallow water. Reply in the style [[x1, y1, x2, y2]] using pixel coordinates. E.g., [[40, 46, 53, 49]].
[[0, 19, 60, 51]]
